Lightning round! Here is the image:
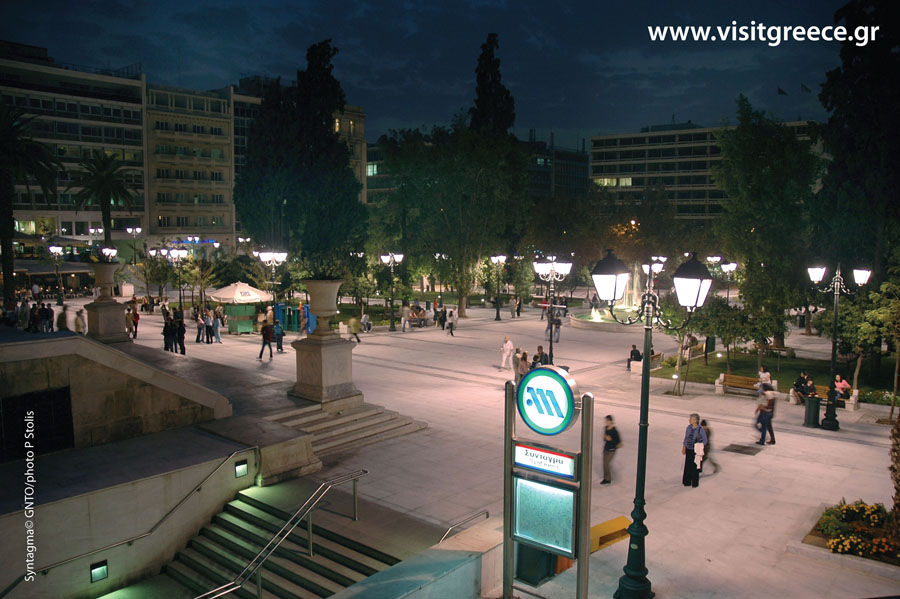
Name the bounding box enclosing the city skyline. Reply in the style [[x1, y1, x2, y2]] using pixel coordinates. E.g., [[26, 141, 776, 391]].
[[1, 0, 848, 145]]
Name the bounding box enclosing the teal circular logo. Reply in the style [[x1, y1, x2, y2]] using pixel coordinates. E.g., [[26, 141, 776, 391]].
[[517, 367, 579, 435]]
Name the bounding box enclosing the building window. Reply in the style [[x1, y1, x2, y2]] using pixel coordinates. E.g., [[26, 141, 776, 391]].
[[174, 123, 188, 133], [211, 216, 223, 226], [156, 192, 170, 202], [174, 169, 186, 179], [366, 163, 378, 177], [158, 216, 171, 227], [349, 120, 355, 135], [210, 148, 224, 159], [176, 146, 188, 155], [155, 168, 169, 179], [593, 178, 617, 187], [210, 172, 223, 182], [212, 194, 224, 203], [334, 118, 340, 133], [210, 127, 223, 135], [154, 121, 169, 131], [192, 124, 206, 134], [193, 171, 204, 180], [176, 216, 189, 227]]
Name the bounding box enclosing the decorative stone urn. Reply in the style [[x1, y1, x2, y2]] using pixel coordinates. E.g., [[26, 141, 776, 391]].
[[85, 262, 130, 344], [291, 279, 363, 410]]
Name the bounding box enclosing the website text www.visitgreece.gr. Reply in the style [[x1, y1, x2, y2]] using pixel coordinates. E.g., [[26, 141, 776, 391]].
[[648, 21, 880, 47]]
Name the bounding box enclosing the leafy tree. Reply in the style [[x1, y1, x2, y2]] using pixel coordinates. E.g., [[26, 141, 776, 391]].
[[811, 294, 879, 389], [713, 95, 820, 348], [234, 40, 366, 279], [690, 295, 750, 373], [69, 153, 137, 247], [135, 252, 172, 299], [815, 0, 900, 279], [867, 280, 900, 420], [656, 292, 691, 394], [0, 106, 59, 309], [182, 257, 220, 305], [469, 33, 515, 136]]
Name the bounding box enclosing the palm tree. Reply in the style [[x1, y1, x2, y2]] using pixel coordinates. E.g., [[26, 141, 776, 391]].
[[69, 153, 136, 247], [0, 105, 60, 310]]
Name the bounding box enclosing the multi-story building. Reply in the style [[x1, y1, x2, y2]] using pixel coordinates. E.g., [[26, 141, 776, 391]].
[[590, 120, 812, 219], [522, 131, 590, 202], [145, 84, 235, 252], [0, 41, 146, 247], [334, 106, 367, 204], [365, 144, 394, 205]]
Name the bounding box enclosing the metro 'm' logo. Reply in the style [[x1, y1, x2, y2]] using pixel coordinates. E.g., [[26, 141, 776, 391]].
[[525, 387, 564, 419]]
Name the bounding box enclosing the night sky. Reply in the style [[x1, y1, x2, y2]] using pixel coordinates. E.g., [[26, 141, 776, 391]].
[[1, 0, 854, 146]]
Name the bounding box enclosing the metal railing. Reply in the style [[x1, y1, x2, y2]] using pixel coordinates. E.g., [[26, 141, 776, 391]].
[[193, 469, 368, 599], [439, 510, 490, 544], [0, 447, 259, 599]]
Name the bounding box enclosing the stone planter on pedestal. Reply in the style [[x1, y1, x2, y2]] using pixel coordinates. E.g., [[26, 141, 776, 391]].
[[291, 279, 363, 411], [85, 262, 130, 344]]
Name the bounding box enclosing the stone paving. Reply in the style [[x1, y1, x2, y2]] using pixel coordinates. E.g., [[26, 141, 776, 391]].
[[22, 295, 900, 598]]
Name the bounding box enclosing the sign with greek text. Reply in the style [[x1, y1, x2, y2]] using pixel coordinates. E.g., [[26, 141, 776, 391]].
[[514, 443, 576, 479]]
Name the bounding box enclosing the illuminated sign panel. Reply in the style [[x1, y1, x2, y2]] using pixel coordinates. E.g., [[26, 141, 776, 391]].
[[513, 477, 575, 557], [516, 367, 579, 436], [514, 443, 576, 479]]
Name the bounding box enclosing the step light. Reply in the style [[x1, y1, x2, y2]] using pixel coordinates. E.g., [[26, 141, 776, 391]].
[[234, 459, 248, 478], [90, 560, 108, 583]]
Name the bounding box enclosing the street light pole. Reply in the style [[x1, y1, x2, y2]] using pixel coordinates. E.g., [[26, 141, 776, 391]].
[[490, 255, 506, 320], [808, 262, 871, 431], [258, 251, 288, 305], [380, 253, 404, 332], [592, 251, 712, 599], [126, 227, 142, 264], [48, 245, 64, 305], [434, 253, 447, 307], [533, 256, 572, 365]]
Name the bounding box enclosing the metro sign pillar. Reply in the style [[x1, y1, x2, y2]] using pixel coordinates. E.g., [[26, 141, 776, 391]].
[[503, 366, 594, 599]]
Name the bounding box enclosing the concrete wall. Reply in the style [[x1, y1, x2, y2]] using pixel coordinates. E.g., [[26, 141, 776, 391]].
[[0, 449, 258, 599], [0, 336, 231, 448]]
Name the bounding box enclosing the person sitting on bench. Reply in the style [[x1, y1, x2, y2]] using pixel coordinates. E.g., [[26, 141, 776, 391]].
[[832, 374, 852, 399], [626, 345, 642, 371], [790, 370, 810, 404]]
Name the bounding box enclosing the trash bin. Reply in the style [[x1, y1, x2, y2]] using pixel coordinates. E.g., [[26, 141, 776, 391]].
[[803, 396, 820, 428]]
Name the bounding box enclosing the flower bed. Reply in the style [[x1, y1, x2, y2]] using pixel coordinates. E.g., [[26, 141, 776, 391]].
[[809, 499, 900, 565]]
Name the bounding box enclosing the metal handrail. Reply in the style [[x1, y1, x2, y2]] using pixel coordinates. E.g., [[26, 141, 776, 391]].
[[439, 510, 490, 543], [193, 469, 368, 599], [0, 446, 260, 599]]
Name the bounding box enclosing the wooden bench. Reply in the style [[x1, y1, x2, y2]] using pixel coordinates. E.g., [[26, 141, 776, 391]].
[[629, 353, 663, 373], [715, 373, 779, 395]]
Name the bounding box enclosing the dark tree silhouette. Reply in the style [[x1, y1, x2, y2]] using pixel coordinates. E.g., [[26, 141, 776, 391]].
[[468, 33, 515, 136]]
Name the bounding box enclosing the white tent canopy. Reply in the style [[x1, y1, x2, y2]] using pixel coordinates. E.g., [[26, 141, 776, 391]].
[[208, 281, 272, 304]]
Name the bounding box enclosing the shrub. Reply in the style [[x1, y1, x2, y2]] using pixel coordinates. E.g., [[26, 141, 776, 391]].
[[859, 390, 894, 405], [817, 514, 851, 538], [827, 534, 870, 556], [661, 356, 678, 368]]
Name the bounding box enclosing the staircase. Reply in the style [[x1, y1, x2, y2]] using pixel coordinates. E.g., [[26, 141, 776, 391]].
[[263, 403, 426, 457], [162, 488, 400, 598]]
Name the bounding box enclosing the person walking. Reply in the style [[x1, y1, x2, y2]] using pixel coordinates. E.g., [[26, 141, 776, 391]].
[[446, 310, 457, 336], [204, 311, 214, 344], [55, 305, 69, 332], [258, 322, 274, 360], [274, 319, 285, 352], [47, 303, 54, 332], [516, 351, 529, 385], [348, 316, 362, 343], [176, 318, 186, 355], [74, 309, 85, 335], [401, 302, 412, 332], [626, 345, 642, 371], [195, 313, 204, 343], [213, 311, 222, 343], [601, 415, 621, 484], [125, 308, 134, 338], [500, 335, 515, 370], [755, 390, 775, 445], [438, 307, 447, 330], [682, 413, 707, 488], [516, 297, 522, 318], [699, 419, 720, 474], [509, 299, 516, 319], [132, 309, 139, 338]]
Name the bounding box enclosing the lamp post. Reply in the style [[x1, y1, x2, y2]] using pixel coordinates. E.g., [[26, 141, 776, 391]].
[[433, 253, 447, 307], [126, 227, 142, 264], [706, 255, 738, 305], [532, 256, 572, 365], [380, 253, 403, 331], [168, 248, 188, 308], [592, 250, 712, 599], [490, 255, 506, 320], [257, 251, 288, 305], [88, 227, 103, 248], [807, 262, 871, 431], [48, 244, 64, 305]]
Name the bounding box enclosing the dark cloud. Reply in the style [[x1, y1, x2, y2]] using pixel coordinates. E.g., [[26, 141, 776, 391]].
[[0, 0, 859, 141]]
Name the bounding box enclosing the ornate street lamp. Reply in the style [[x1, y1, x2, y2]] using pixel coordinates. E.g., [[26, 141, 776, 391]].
[[257, 251, 288, 304], [433, 253, 447, 307], [490, 255, 506, 320], [380, 253, 403, 331], [592, 250, 712, 599], [807, 261, 871, 431], [168, 248, 189, 307], [533, 256, 572, 364], [706, 254, 738, 304], [126, 226, 142, 264], [48, 244, 65, 305], [88, 227, 103, 248]]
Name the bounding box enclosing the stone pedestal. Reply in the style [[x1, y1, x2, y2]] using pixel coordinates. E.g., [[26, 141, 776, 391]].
[[86, 300, 130, 344], [86, 262, 130, 344], [290, 333, 363, 411], [290, 278, 362, 411]]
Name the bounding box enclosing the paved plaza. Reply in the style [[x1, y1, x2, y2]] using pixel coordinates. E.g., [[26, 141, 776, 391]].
[[37, 295, 900, 597]]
